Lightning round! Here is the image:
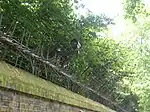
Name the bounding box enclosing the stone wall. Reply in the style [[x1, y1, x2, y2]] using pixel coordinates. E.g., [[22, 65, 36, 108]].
[[0, 87, 92, 112], [0, 61, 115, 112]]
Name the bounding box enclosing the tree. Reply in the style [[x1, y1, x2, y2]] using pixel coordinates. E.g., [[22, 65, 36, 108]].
[[123, 0, 149, 22], [0, 0, 139, 111]]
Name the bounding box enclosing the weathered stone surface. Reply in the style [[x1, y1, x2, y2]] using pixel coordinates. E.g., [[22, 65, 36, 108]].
[[0, 61, 115, 112], [0, 88, 94, 112]]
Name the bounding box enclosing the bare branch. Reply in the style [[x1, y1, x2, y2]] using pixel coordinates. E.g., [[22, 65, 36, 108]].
[[0, 34, 127, 112]]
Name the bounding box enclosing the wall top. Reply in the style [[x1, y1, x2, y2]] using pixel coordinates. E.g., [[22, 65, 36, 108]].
[[0, 61, 115, 112]]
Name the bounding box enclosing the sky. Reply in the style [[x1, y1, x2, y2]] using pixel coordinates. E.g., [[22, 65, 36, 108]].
[[78, 0, 125, 40], [81, 0, 150, 17], [78, 0, 150, 41], [80, 0, 124, 18]]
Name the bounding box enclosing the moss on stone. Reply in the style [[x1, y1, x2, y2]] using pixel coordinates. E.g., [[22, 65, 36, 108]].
[[0, 61, 115, 112]]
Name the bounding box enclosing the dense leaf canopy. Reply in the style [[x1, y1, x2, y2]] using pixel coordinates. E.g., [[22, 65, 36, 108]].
[[1, 0, 150, 111]]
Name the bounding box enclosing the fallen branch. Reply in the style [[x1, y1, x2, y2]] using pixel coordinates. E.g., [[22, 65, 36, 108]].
[[0, 33, 127, 112], [0, 35, 72, 78]]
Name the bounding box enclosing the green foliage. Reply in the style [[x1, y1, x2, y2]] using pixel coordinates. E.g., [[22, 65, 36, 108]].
[[123, 0, 148, 22], [0, 0, 141, 111], [116, 2, 150, 111]]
